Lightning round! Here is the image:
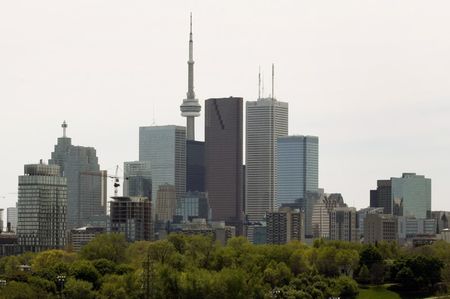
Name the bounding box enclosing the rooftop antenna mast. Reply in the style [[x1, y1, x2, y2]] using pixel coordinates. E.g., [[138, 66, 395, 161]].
[[272, 63, 275, 100], [262, 72, 265, 98], [258, 66, 261, 99]]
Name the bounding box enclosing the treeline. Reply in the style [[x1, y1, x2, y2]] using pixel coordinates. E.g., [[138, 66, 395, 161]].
[[0, 234, 449, 299]]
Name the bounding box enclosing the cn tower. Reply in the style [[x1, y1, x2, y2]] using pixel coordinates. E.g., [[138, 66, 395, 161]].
[[180, 13, 201, 140]]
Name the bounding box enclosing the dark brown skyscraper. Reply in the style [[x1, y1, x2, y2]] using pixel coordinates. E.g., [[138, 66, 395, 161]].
[[205, 97, 243, 230]]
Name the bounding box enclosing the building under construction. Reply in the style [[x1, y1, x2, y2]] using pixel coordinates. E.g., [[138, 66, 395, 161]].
[[110, 196, 152, 241]]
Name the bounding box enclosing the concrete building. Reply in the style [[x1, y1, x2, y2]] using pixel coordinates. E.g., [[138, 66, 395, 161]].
[[205, 97, 243, 231], [110, 196, 152, 242], [6, 207, 17, 233], [397, 217, 436, 242], [330, 207, 357, 242], [69, 226, 106, 252], [139, 125, 186, 210], [155, 184, 177, 223], [364, 214, 398, 244], [431, 211, 450, 234], [266, 207, 304, 244], [0, 233, 18, 256], [123, 161, 152, 197], [175, 191, 209, 222], [307, 191, 346, 239], [49, 121, 106, 229], [166, 219, 235, 245], [246, 96, 288, 222], [276, 135, 319, 208], [17, 162, 67, 252], [356, 207, 384, 239], [179, 14, 201, 141], [186, 140, 205, 192]]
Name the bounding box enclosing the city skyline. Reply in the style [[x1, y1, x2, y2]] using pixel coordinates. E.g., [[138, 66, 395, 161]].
[[1, 1, 450, 212]]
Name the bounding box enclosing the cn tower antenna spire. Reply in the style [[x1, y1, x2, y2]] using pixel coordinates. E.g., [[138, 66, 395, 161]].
[[180, 13, 201, 140]]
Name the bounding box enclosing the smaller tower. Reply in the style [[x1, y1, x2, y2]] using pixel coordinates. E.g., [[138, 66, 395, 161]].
[[62, 121, 68, 137]]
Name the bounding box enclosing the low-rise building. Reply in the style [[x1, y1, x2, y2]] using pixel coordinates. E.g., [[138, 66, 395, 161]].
[[69, 227, 106, 252]]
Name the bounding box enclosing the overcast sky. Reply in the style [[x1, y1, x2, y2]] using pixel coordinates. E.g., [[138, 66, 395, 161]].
[[1, 1, 449, 214]]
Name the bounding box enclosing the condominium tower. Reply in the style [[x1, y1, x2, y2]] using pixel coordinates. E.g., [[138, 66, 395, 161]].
[[246, 96, 288, 221], [205, 97, 243, 229], [17, 162, 67, 252]]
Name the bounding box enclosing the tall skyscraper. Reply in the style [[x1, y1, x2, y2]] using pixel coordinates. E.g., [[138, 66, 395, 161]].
[[205, 97, 243, 229], [123, 161, 152, 197], [180, 14, 201, 140], [49, 122, 106, 229], [139, 125, 186, 205], [186, 140, 205, 192], [246, 93, 288, 222], [276, 135, 319, 207], [17, 162, 67, 252]]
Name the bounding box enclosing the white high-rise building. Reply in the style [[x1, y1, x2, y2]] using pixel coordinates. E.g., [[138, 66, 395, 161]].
[[245, 78, 288, 221]]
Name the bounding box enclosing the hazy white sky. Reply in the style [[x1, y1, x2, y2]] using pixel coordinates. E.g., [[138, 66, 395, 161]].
[[1, 1, 449, 213]]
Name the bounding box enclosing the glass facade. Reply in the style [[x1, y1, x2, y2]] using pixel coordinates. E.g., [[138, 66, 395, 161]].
[[391, 173, 431, 219], [276, 135, 319, 207], [17, 163, 67, 252], [139, 126, 186, 207], [186, 140, 205, 192], [123, 161, 152, 197], [176, 191, 209, 222]]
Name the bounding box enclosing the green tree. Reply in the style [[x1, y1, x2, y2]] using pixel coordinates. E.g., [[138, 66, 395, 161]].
[[359, 245, 382, 269], [356, 264, 370, 284], [80, 233, 128, 263], [63, 278, 96, 299], [70, 260, 100, 286], [0, 281, 35, 299]]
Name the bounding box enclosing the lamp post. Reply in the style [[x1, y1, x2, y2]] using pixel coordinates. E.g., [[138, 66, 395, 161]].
[[56, 275, 66, 298]]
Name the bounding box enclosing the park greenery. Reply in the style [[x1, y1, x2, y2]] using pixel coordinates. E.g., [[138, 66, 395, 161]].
[[0, 234, 449, 299]]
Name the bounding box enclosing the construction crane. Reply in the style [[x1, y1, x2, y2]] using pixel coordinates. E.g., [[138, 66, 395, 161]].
[[81, 165, 127, 197]]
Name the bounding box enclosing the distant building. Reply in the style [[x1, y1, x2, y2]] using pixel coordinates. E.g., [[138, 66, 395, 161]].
[[397, 217, 436, 243], [364, 214, 398, 244], [123, 161, 152, 197], [176, 191, 209, 222], [155, 184, 177, 223], [308, 192, 346, 239], [392, 173, 431, 219], [49, 121, 106, 229], [110, 196, 152, 242], [139, 125, 186, 212], [246, 97, 288, 222], [205, 97, 244, 231], [277, 135, 319, 208], [0, 233, 18, 256], [356, 207, 384, 239], [186, 140, 205, 192], [370, 173, 431, 218], [0, 209, 3, 233], [69, 227, 105, 252], [266, 207, 304, 244], [17, 162, 67, 252], [431, 211, 450, 234], [6, 207, 17, 233], [330, 207, 357, 242], [441, 229, 450, 243], [167, 219, 235, 245]]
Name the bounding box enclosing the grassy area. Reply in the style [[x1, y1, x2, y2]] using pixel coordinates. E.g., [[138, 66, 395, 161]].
[[357, 285, 401, 299]]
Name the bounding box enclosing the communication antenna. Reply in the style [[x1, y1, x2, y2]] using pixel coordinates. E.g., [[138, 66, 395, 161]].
[[258, 66, 261, 99], [271, 63, 275, 99], [261, 72, 265, 98]]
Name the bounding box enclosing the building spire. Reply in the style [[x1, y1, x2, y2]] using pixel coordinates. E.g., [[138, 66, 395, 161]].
[[187, 12, 195, 99], [258, 66, 261, 99], [272, 63, 275, 100], [62, 120, 68, 137]]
